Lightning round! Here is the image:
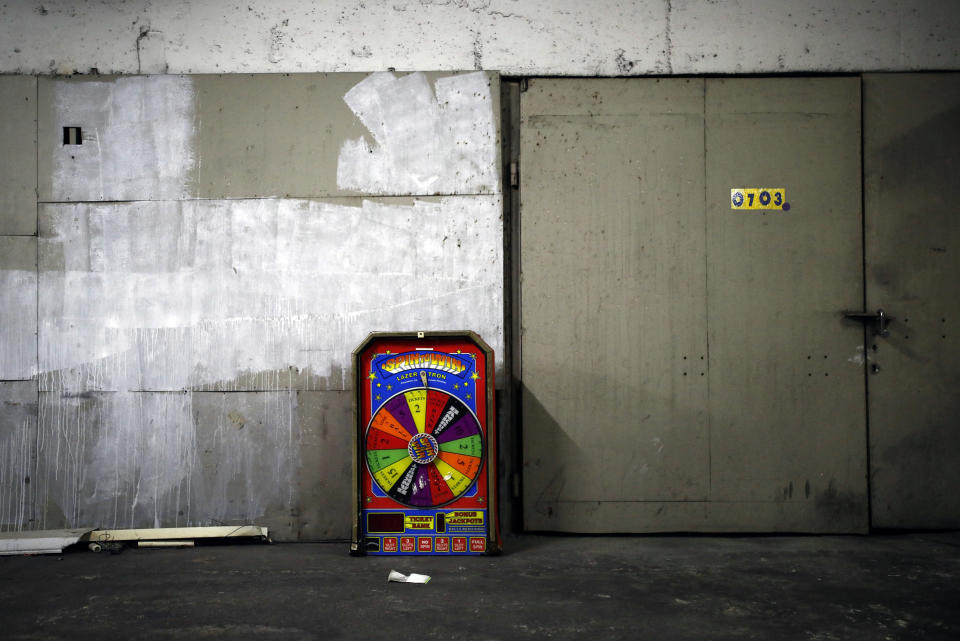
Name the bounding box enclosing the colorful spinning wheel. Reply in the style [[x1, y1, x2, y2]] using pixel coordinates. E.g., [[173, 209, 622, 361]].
[[365, 388, 484, 508]]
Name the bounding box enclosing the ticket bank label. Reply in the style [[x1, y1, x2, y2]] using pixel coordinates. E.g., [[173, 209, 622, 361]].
[[404, 514, 435, 530]]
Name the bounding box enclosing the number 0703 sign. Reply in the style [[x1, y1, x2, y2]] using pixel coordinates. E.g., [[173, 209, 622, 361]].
[[730, 188, 789, 211]]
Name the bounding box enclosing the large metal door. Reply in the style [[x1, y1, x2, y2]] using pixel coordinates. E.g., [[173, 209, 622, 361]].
[[520, 77, 867, 532], [520, 79, 709, 531], [863, 74, 960, 529], [704, 78, 866, 532]]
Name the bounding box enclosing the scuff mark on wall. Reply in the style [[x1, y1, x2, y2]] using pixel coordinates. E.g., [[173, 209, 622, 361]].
[[663, 0, 674, 74], [268, 19, 289, 64], [337, 71, 499, 195], [350, 45, 373, 58], [472, 28, 483, 70], [614, 48, 636, 74], [848, 345, 869, 367], [136, 26, 168, 74], [50, 76, 196, 202]]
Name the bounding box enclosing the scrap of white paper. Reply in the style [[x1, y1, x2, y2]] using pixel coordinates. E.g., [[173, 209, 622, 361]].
[[388, 569, 431, 584]]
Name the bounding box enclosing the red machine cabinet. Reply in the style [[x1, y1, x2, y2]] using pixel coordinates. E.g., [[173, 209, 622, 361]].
[[351, 331, 500, 555]]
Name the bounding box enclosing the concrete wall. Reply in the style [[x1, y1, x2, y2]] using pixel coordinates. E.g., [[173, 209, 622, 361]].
[[1, 1, 959, 76], [1, 72, 502, 539]]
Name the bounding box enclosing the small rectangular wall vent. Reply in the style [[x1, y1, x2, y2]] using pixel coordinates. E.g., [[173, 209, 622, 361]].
[[63, 126, 82, 145]]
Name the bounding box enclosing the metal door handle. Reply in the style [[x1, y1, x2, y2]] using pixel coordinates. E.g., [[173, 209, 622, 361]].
[[843, 308, 891, 337]]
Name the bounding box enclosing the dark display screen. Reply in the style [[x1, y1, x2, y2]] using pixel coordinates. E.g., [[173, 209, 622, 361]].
[[367, 512, 405, 534]]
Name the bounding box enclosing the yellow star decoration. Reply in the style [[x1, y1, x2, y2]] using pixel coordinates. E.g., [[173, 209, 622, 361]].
[[466, 393, 472, 400], [453, 383, 460, 390], [368, 372, 376, 380], [376, 383, 381, 388], [375, 395, 381, 401], [470, 371, 479, 380], [386, 385, 392, 391]]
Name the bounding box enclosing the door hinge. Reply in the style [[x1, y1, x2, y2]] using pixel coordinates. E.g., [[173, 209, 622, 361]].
[[509, 161, 519, 189]]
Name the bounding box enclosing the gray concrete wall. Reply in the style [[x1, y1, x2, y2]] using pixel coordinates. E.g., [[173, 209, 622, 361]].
[[1, 72, 502, 540], [1, 1, 959, 76]]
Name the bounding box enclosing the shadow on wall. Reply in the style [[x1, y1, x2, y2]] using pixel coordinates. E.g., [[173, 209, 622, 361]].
[[867, 95, 960, 529], [867, 105, 960, 304], [520, 385, 583, 526]]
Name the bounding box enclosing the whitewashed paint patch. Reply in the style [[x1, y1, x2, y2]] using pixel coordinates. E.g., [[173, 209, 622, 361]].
[[34, 391, 195, 529], [38, 197, 503, 393], [337, 71, 499, 195], [49, 76, 196, 202], [33, 390, 298, 530], [0, 269, 37, 380]]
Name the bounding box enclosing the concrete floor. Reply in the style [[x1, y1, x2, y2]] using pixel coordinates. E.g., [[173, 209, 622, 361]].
[[1, 533, 958, 640]]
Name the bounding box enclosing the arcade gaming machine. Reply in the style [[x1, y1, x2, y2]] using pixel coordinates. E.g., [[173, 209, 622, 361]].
[[351, 331, 500, 555]]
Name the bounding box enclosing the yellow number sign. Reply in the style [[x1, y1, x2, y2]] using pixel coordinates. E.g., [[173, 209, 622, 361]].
[[730, 188, 789, 211]]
